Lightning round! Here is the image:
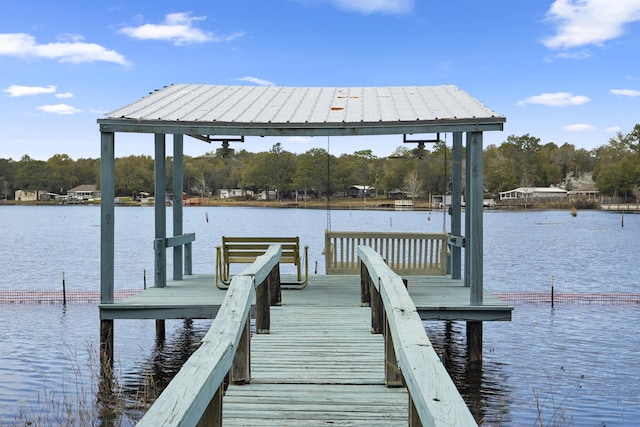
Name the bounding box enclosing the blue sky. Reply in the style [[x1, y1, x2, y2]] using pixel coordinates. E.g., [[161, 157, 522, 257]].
[[1, 0, 640, 160]]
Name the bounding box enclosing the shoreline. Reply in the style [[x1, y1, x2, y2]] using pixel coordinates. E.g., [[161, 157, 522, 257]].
[[3, 198, 640, 212]]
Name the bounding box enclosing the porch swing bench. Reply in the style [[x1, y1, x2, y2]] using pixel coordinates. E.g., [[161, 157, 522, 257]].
[[215, 236, 309, 289], [323, 230, 448, 276]]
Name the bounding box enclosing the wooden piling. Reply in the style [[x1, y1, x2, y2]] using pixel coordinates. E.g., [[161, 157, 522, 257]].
[[62, 271, 66, 306], [99, 319, 114, 374], [156, 319, 166, 342], [466, 321, 483, 362]]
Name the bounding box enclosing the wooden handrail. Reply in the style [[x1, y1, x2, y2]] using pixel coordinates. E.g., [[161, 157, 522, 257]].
[[137, 244, 282, 427], [358, 245, 477, 427], [154, 232, 196, 282]]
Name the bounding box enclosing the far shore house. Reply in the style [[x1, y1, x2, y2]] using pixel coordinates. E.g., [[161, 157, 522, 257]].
[[219, 188, 254, 199], [499, 186, 568, 201], [68, 184, 101, 203], [257, 190, 277, 200], [568, 183, 599, 199], [14, 189, 54, 201], [348, 185, 375, 197], [387, 189, 406, 199]]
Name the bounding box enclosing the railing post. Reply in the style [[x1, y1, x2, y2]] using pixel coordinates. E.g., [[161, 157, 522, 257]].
[[384, 315, 403, 387], [360, 260, 371, 306], [441, 236, 448, 276], [408, 394, 421, 427], [269, 264, 281, 306], [197, 383, 224, 427], [231, 317, 251, 384], [255, 275, 271, 334], [184, 241, 192, 275], [370, 279, 383, 335], [153, 238, 166, 288]]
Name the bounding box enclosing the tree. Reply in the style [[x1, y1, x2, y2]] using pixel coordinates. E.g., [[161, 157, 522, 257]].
[[537, 143, 562, 187], [268, 143, 297, 197], [403, 170, 423, 199], [593, 131, 640, 199], [0, 158, 16, 199], [292, 148, 331, 199], [484, 144, 516, 195], [500, 134, 541, 188], [114, 155, 154, 197], [46, 154, 78, 193], [240, 144, 297, 198], [192, 175, 209, 198], [15, 155, 48, 190], [76, 158, 100, 187], [382, 148, 415, 194]]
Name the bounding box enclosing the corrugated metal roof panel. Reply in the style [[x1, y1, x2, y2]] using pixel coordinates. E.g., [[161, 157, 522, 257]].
[[106, 84, 503, 125]]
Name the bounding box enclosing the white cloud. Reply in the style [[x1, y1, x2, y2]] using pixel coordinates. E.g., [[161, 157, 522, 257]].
[[55, 92, 74, 99], [37, 104, 82, 115], [543, 0, 640, 49], [293, 0, 413, 14], [517, 92, 591, 107], [605, 126, 621, 133], [0, 33, 128, 65], [236, 76, 274, 86], [120, 12, 244, 46], [563, 123, 596, 131], [4, 84, 56, 97], [610, 88, 640, 97]]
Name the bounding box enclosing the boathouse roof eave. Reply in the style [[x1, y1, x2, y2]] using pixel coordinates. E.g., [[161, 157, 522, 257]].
[[97, 117, 505, 137], [97, 83, 505, 138]]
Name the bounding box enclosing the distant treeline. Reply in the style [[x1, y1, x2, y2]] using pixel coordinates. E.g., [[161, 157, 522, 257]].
[[1, 125, 640, 201]]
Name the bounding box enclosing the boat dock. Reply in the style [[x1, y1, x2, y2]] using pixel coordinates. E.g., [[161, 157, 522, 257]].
[[97, 83, 511, 425], [101, 266, 511, 426], [100, 274, 510, 323]]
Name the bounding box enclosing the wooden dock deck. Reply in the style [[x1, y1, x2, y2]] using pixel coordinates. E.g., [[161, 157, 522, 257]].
[[223, 305, 408, 426], [103, 272, 511, 426], [100, 274, 512, 322]]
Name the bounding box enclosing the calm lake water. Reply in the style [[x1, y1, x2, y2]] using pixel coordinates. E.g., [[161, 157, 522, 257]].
[[0, 205, 639, 425]]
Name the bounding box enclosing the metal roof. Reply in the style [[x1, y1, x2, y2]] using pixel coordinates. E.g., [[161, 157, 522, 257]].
[[98, 84, 505, 137]]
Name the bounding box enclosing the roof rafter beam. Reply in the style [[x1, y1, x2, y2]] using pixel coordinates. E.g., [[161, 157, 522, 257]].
[[99, 120, 504, 137], [187, 135, 245, 144]]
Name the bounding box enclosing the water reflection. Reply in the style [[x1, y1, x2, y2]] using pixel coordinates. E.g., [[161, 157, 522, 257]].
[[107, 319, 211, 424], [425, 321, 513, 425]]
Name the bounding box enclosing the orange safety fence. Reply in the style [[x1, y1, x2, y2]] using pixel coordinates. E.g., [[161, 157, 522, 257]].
[[0, 289, 638, 305], [0, 289, 142, 304], [494, 291, 640, 305]]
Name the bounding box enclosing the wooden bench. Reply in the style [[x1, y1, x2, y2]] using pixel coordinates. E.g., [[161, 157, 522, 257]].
[[324, 230, 448, 276], [216, 236, 308, 289]]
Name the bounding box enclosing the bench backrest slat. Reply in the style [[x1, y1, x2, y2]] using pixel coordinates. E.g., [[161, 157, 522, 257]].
[[221, 237, 301, 265], [325, 230, 447, 276]]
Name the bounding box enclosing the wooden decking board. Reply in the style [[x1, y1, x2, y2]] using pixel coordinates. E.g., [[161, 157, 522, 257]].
[[99, 273, 512, 322], [105, 273, 509, 423], [222, 305, 406, 425]]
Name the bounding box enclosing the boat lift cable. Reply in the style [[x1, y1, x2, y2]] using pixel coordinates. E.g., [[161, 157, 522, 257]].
[[442, 133, 447, 233], [326, 136, 331, 231]]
